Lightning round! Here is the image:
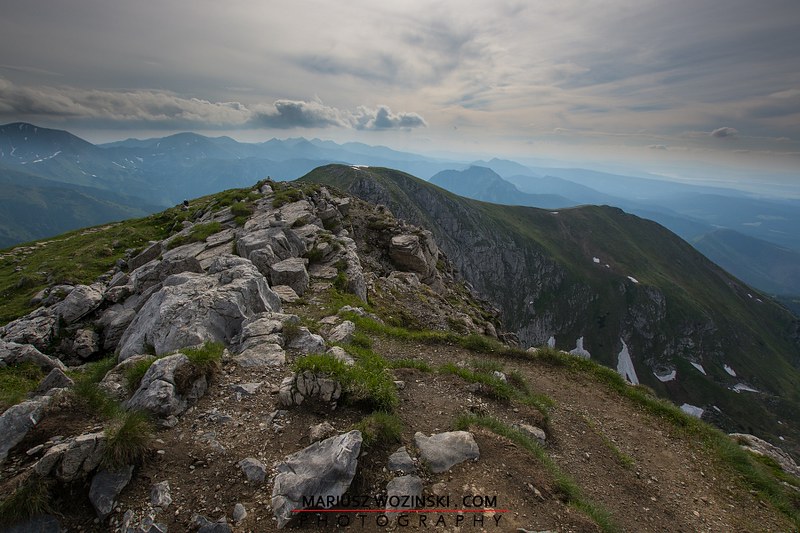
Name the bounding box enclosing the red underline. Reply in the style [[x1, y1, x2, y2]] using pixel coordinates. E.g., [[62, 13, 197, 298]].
[[292, 509, 509, 514]]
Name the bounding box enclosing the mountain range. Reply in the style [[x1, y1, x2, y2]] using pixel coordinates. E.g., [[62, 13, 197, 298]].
[[1, 122, 799, 308]]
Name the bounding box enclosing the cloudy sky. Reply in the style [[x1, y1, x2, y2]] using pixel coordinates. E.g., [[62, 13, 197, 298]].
[[1, 0, 799, 180]]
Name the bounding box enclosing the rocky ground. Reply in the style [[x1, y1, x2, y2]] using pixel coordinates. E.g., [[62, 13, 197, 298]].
[[1, 179, 798, 532]]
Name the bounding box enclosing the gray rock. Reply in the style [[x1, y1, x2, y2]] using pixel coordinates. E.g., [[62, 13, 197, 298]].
[[97, 354, 152, 401], [271, 430, 362, 528], [731, 433, 800, 477], [238, 457, 267, 483], [326, 346, 354, 366], [0, 396, 51, 466], [388, 232, 439, 283], [286, 327, 325, 354], [309, 422, 336, 442], [386, 475, 424, 510], [89, 465, 134, 519], [35, 431, 105, 481], [53, 284, 104, 324], [0, 339, 66, 372], [231, 382, 262, 396], [237, 227, 305, 262], [272, 285, 300, 303], [414, 431, 480, 473], [128, 241, 162, 271], [270, 258, 309, 296], [73, 328, 100, 359], [514, 423, 546, 443], [327, 320, 355, 344], [98, 307, 136, 352], [388, 446, 416, 474], [0, 308, 58, 351], [232, 503, 247, 523], [282, 371, 342, 406], [151, 480, 172, 508], [342, 239, 367, 302], [118, 255, 281, 359], [234, 313, 286, 352], [34, 367, 74, 395], [235, 344, 286, 367], [125, 354, 207, 419], [130, 255, 204, 295]]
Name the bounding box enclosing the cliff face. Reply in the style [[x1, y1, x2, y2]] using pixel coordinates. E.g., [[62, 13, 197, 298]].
[[302, 165, 800, 453]]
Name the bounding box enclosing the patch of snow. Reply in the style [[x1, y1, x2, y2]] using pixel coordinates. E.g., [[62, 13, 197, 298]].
[[569, 337, 591, 359], [550, 211, 559, 215], [733, 383, 759, 393], [742, 222, 762, 227], [680, 404, 704, 418], [547, 336, 556, 348], [627, 276, 639, 284], [780, 436, 785, 441], [616, 340, 639, 385], [350, 165, 369, 170], [712, 405, 721, 413], [113, 161, 125, 168], [755, 298, 763, 303], [723, 364, 737, 377], [592, 257, 600, 264], [690, 362, 707, 375], [747, 293, 752, 299], [654, 369, 676, 382], [605, 264, 610, 268]]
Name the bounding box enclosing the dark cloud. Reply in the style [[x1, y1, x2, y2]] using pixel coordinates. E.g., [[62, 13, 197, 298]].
[[648, 144, 668, 150], [711, 127, 738, 138], [252, 100, 347, 129]]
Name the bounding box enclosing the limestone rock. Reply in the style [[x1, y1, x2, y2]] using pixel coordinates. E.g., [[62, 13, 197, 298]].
[[0, 339, 66, 372], [414, 431, 480, 473], [279, 371, 341, 407], [73, 328, 100, 359], [286, 327, 325, 354], [233, 503, 247, 523], [271, 431, 362, 528], [128, 241, 162, 271], [34, 367, 74, 395], [238, 457, 267, 483], [514, 423, 547, 443], [34, 431, 105, 481], [118, 255, 281, 359], [731, 433, 800, 478], [0, 396, 51, 466], [272, 285, 300, 303], [327, 346, 354, 366], [270, 258, 309, 296], [309, 422, 336, 442], [388, 231, 439, 283], [388, 446, 416, 474], [235, 344, 286, 367], [89, 465, 134, 519], [54, 284, 103, 324], [386, 475, 424, 510], [0, 308, 58, 351], [125, 354, 207, 419], [328, 320, 355, 344], [151, 481, 172, 508]]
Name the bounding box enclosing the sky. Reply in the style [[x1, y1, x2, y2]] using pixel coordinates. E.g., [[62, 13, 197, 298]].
[[1, 0, 799, 185]]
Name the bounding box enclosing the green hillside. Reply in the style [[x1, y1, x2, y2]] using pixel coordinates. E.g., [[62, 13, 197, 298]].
[[302, 164, 800, 455]]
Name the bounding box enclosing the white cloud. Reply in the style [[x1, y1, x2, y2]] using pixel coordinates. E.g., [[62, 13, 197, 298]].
[[710, 126, 739, 138]]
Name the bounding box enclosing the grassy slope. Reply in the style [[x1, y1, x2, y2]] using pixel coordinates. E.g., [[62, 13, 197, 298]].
[[301, 165, 800, 452]]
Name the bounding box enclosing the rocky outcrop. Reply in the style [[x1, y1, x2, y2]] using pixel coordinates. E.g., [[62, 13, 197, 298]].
[[90, 465, 135, 519], [731, 433, 800, 478], [389, 232, 439, 284], [118, 255, 281, 359], [0, 339, 65, 371], [269, 258, 309, 295], [34, 431, 106, 481], [271, 431, 362, 528], [278, 371, 341, 407]]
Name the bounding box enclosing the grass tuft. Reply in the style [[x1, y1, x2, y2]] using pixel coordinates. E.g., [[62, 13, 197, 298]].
[[0, 475, 53, 527], [354, 411, 403, 448], [389, 358, 432, 372], [182, 341, 224, 374], [124, 357, 157, 393], [103, 410, 153, 467]]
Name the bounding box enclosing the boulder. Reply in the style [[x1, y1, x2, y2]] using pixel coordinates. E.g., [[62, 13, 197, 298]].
[[125, 354, 207, 419], [150, 481, 172, 508], [0, 396, 51, 466], [269, 258, 309, 296], [237, 227, 305, 262], [118, 255, 281, 359], [89, 465, 134, 519], [388, 231, 439, 284], [309, 422, 336, 442], [98, 307, 136, 352], [271, 431, 362, 528], [98, 354, 153, 400], [414, 431, 480, 473], [326, 346, 354, 366], [327, 320, 355, 344], [0, 339, 66, 372], [128, 241, 162, 271], [514, 423, 546, 443], [54, 284, 104, 324], [34, 367, 74, 395], [0, 308, 58, 351], [279, 371, 341, 407], [235, 344, 286, 367], [342, 239, 367, 302], [272, 285, 300, 303]]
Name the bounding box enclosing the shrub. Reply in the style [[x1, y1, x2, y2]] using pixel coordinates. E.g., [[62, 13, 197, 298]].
[[182, 341, 224, 374], [0, 475, 53, 527], [124, 356, 157, 393]]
